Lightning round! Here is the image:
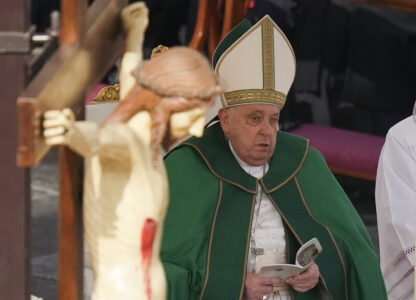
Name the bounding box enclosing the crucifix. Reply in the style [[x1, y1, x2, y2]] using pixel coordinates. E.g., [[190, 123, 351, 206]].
[[11, 1, 247, 299], [16, 0, 129, 299]]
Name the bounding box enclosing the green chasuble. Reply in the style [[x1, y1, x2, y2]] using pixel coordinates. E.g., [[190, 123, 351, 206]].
[[161, 122, 387, 300]]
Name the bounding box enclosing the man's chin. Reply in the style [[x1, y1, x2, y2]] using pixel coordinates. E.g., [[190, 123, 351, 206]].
[[246, 155, 271, 166]]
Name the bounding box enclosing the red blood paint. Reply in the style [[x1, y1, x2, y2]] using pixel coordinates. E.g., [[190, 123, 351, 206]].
[[141, 218, 157, 300]]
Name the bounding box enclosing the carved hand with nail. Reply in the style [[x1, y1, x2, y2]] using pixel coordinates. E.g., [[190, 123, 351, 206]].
[[43, 108, 75, 145]]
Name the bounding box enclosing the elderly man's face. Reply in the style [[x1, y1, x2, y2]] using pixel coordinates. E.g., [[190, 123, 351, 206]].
[[219, 104, 281, 166]]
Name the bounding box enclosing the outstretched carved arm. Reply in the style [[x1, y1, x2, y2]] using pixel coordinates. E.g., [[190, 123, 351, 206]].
[[43, 108, 132, 161], [119, 2, 149, 100]]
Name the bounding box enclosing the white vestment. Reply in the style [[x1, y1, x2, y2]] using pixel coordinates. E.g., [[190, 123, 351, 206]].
[[230, 144, 292, 300], [375, 116, 416, 300]]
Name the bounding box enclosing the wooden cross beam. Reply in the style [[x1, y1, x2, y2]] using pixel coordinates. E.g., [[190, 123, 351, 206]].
[[18, 0, 128, 167], [16, 1, 128, 299]]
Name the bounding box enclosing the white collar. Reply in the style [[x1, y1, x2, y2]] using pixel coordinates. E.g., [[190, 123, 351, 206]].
[[228, 142, 269, 179]]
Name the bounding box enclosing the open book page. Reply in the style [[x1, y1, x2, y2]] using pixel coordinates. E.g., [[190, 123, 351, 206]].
[[257, 238, 322, 280]]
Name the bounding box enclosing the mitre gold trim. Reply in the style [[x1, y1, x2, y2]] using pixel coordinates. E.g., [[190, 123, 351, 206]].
[[222, 89, 286, 107], [262, 20, 275, 90]]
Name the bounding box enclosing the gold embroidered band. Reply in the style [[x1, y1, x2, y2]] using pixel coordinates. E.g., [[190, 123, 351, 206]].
[[262, 19, 275, 90], [223, 89, 286, 107]]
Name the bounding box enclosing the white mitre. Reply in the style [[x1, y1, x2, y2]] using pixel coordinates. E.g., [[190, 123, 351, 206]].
[[212, 15, 296, 109]]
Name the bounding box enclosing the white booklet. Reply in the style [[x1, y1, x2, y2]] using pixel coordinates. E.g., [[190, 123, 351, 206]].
[[257, 238, 322, 280]]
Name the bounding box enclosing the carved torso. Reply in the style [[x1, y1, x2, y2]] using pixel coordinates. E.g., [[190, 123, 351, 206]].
[[67, 112, 168, 300]]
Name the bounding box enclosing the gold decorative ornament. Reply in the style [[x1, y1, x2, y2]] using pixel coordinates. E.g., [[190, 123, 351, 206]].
[[91, 84, 121, 104], [262, 20, 275, 90], [151, 45, 169, 59]]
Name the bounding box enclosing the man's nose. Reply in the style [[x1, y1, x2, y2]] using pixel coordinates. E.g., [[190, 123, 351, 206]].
[[259, 121, 274, 135]]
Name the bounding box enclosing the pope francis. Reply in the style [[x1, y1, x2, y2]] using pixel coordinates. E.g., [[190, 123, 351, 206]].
[[161, 16, 387, 300]]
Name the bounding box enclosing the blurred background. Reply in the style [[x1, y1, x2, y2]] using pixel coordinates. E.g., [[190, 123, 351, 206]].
[[26, 0, 416, 298]]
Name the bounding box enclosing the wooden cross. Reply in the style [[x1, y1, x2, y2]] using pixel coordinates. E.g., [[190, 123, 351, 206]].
[[16, 0, 128, 299]]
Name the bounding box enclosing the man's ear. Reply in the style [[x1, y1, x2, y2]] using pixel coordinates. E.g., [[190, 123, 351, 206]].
[[218, 108, 230, 134]]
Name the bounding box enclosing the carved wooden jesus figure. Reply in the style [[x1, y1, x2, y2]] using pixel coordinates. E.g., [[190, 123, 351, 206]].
[[43, 46, 221, 300]]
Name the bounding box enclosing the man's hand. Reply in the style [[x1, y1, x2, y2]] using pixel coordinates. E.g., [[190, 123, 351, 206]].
[[43, 108, 75, 146], [285, 262, 320, 292], [245, 272, 282, 300]]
